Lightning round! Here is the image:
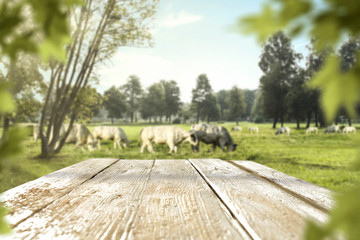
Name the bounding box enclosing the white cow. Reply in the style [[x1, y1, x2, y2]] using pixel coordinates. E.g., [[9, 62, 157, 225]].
[[62, 124, 97, 151], [139, 126, 198, 153], [93, 126, 130, 149], [306, 127, 318, 134], [248, 127, 259, 133], [275, 127, 290, 136], [231, 126, 242, 131], [342, 126, 356, 134], [324, 125, 340, 134], [190, 124, 237, 152]]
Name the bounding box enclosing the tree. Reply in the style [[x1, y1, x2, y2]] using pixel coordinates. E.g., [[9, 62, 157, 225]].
[[178, 103, 193, 123], [243, 89, 256, 120], [16, 92, 42, 122], [161, 80, 181, 123], [217, 90, 230, 120], [338, 37, 360, 126], [304, 40, 332, 128], [103, 86, 127, 124], [285, 68, 307, 128], [251, 89, 265, 122], [142, 82, 165, 122], [39, 1, 158, 157], [259, 31, 301, 128], [191, 74, 213, 123], [0, 55, 44, 140], [72, 86, 104, 123], [228, 86, 246, 125], [122, 75, 144, 123], [202, 93, 220, 123]]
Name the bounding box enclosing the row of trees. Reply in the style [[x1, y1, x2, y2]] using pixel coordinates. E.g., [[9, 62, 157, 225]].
[[253, 31, 360, 129], [101, 74, 252, 124]]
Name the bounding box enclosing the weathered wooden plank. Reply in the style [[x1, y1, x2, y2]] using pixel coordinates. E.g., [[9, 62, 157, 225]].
[[231, 160, 334, 211], [0, 158, 119, 227], [130, 159, 251, 240], [190, 158, 329, 240], [7, 160, 154, 240]]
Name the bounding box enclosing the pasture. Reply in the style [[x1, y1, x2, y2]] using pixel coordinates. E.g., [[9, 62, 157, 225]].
[[1, 122, 359, 193]]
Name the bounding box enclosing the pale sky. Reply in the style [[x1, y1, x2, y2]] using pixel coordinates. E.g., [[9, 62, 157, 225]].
[[97, 0, 309, 102]]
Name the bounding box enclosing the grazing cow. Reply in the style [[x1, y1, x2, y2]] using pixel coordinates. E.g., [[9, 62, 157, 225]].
[[62, 124, 97, 151], [324, 125, 340, 134], [342, 126, 356, 134], [190, 124, 237, 152], [306, 127, 318, 134], [139, 126, 198, 153], [248, 127, 259, 133], [93, 126, 130, 149], [231, 126, 242, 131], [275, 127, 290, 136]]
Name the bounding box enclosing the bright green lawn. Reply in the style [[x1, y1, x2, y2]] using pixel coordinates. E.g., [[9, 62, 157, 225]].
[[1, 122, 359, 193]]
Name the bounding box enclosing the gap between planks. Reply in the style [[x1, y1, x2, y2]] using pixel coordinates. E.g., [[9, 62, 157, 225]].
[[189, 159, 261, 240]]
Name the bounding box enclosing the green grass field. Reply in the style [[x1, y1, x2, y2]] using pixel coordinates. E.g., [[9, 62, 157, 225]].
[[1, 122, 359, 193]]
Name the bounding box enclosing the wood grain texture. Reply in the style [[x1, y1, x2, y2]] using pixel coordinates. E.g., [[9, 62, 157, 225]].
[[190, 159, 329, 240], [7, 160, 155, 240], [231, 160, 334, 211], [130, 160, 251, 240], [0, 158, 119, 227]]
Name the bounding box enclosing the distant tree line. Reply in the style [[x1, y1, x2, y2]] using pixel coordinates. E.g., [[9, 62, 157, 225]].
[[3, 32, 360, 133], [100, 73, 252, 124]]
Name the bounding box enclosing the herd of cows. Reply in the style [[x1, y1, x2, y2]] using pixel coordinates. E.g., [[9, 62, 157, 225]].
[[20, 123, 357, 154]]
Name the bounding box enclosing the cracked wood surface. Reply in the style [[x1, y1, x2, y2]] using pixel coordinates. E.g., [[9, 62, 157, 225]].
[[1, 159, 333, 240]]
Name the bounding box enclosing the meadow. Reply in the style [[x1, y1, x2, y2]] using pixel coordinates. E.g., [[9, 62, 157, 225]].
[[1, 122, 359, 193]]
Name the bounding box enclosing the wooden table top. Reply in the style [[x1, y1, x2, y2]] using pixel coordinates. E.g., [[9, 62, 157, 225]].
[[0, 159, 334, 240]]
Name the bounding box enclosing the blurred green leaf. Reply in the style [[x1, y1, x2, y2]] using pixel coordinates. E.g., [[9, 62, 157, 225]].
[[0, 85, 16, 113], [277, 0, 312, 22], [0, 128, 28, 165], [312, 13, 340, 51], [239, 4, 284, 43], [0, 0, 82, 62], [304, 221, 328, 240], [311, 56, 360, 121], [0, 205, 11, 234]]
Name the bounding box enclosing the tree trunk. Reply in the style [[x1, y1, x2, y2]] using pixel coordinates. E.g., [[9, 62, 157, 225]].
[[272, 118, 277, 129], [1, 116, 10, 142], [319, 112, 325, 128], [111, 117, 114, 125], [296, 119, 300, 129], [348, 118, 352, 126], [130, 111, 134, 123], [305, 112, 311, 128], [196, 106, 200, 124], [315, 113, 318, 127]]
